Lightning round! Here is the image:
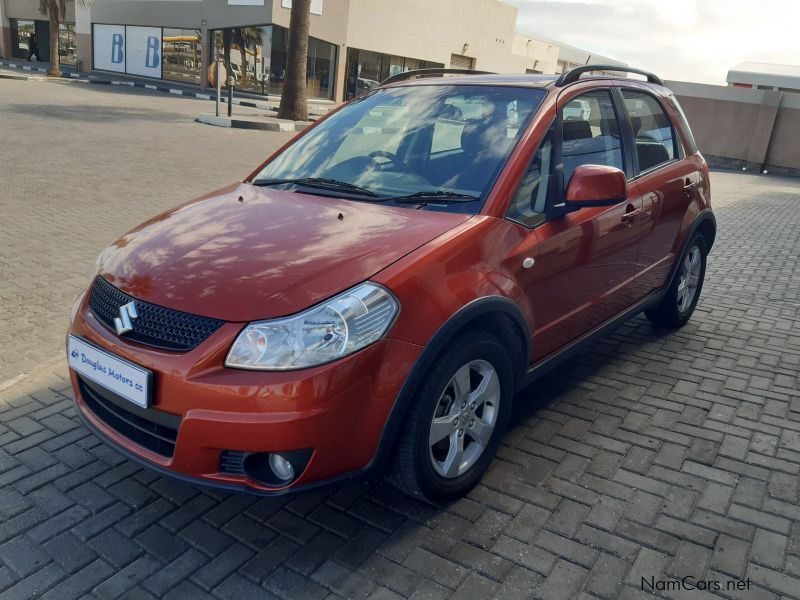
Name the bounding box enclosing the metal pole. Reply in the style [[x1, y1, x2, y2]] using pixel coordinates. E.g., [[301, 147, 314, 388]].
[[227, 76, 233, 117], [215, 59, 222, 117]]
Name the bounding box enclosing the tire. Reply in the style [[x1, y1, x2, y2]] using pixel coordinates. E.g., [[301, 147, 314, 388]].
[[387, 331, 514, 502], [645, 233, 707, 328]]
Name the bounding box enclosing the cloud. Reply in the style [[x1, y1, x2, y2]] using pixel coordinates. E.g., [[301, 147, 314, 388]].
[[506, 0, 800, 84]]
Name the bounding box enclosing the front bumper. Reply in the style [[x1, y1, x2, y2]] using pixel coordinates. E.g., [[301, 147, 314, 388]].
[[68, 289, 422, 494]]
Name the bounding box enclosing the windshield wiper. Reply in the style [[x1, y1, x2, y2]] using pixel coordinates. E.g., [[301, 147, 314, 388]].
[[252, 177, 379, 198], [390, 191, 481, 204]]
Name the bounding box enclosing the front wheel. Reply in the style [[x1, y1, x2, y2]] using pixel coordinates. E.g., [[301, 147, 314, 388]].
[[387, 332, 514, 502], [646, 233, 707, 328]]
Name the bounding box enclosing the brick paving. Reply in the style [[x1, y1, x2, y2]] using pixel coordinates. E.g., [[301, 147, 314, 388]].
[[2, 78, 800, 599]]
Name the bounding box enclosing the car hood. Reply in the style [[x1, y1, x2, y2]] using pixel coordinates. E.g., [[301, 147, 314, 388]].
[[99, 183, 470, 322]]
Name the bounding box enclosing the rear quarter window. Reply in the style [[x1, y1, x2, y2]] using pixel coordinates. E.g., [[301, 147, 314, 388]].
[[668, 95, 698, 155]]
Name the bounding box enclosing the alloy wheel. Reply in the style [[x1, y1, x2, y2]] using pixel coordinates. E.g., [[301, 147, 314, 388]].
[[677, 245, 701, 313], [428, 359, 500, 478]]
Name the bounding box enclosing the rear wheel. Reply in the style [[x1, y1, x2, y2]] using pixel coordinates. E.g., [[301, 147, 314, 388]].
[[387, 332, 513, 502], [645, 233, 707, 328]]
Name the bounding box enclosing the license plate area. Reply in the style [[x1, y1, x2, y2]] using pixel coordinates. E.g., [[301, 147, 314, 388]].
[[68, 335, 152, 408]]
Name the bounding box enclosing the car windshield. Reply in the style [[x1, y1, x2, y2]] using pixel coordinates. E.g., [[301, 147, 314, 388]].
[[253, 84, 547, 213]]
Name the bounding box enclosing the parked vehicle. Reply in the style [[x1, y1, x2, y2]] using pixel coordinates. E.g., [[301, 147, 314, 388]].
[[67, 65, 715, 501]]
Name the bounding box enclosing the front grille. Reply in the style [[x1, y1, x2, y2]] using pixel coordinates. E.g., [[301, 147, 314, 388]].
[[219, 450, 248, 475], [89, 276, 224, 351], [78, 376, 181, 458]]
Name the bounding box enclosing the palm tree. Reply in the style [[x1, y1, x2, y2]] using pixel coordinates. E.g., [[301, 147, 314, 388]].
[[38, 0, 66, 77], [278, 0, 310, 121]]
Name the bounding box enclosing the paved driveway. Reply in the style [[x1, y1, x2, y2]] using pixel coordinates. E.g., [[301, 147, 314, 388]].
[[2, 79, 800, 599]]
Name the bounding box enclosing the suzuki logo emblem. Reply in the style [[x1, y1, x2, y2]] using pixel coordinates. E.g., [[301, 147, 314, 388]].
[[114, 301, 138, 335]]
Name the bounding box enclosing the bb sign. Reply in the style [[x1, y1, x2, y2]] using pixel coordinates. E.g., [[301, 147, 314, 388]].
[[94, 24, 162, 78]]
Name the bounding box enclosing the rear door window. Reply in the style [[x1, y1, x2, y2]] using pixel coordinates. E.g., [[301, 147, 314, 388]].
[[621, 90, 677, 172], [560, 90, 624, 185]]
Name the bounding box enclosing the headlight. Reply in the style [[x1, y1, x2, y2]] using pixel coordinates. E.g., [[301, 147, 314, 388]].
[[225, 282, 399, 370]]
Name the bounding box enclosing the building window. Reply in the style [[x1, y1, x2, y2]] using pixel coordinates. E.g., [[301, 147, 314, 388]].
[[57, 23, 77, 65], [11, 19, 76, 64], [162, 29, 201, 84], [307, 36, 336, 100], [212, 25, 336, 99], [10, 19, 36, 60], [345, 48, 443, 100]]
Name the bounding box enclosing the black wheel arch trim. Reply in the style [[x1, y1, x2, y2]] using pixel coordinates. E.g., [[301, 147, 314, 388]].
[[369, 295, 531, 472], [666, 209, 716, 289]]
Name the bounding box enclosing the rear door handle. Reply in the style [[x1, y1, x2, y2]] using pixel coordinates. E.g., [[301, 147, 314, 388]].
[[683, 180, 698, 197]]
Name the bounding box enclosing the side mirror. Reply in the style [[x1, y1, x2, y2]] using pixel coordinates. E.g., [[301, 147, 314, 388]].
[[565, 165, 627, 208]]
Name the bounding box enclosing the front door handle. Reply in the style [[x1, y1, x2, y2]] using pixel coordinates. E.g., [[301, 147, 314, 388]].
[[621, 208, 641, 222]]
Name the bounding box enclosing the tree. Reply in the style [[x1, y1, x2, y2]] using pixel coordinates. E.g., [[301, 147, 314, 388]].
[[278, 0, 310, 121], [38, 0, 66, 77]]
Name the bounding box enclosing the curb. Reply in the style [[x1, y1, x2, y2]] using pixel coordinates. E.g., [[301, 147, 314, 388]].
[[197, 113, 309, 132], [0, 60, 50, 74], [0, 71, 43, 81]]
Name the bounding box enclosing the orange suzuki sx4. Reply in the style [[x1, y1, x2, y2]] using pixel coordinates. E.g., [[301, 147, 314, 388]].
[[68, 66, 715, 501]]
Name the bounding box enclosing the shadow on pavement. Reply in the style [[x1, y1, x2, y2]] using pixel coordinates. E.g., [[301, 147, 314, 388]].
[[7, 102, 190, 124]]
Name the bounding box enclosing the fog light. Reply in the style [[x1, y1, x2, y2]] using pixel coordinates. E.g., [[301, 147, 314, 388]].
[[269, 453, 295, 481], [240, 448, 312, 486]]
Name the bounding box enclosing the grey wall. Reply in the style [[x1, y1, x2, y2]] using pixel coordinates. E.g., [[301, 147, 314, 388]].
[[666, 80, 800, 176], [89, 0, 274, 30], [4, 0, 76, 21]]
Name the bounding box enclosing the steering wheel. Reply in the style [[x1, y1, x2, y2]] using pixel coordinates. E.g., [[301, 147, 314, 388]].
[[367, 150, 410, 173]]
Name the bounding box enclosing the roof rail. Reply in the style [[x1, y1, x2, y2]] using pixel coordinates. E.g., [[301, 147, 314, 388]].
[[554, 65, 664, 87], [380, 68, 496, 86]]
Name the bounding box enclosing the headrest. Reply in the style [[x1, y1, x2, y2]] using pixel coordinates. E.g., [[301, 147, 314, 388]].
[[563, 119, 592, 141]]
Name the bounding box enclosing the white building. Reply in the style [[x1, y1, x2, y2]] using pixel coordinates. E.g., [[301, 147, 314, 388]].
[[727, 61, 800, 94]]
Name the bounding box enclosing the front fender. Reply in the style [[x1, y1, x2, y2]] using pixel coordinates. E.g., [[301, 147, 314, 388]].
[[371, 295, 530, 473]]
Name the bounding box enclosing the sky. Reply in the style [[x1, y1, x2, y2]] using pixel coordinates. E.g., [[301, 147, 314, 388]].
[[505, 0, 800, 84]]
